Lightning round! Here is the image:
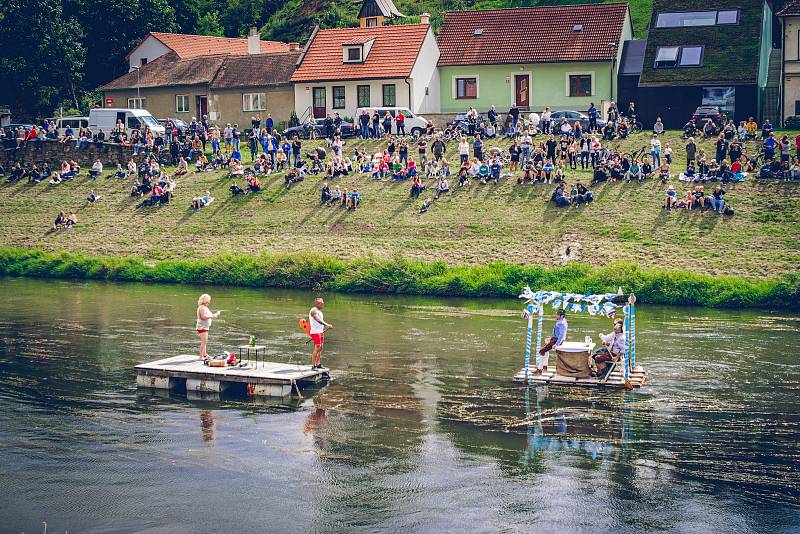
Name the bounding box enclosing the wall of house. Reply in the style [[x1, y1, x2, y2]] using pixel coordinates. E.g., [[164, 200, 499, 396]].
[[438, 62, 613, 113], [635, 84, 758, 129], [210, 87, 295, 128], [293, 79, 412, 121], [128, 37, 170, 71], [783, 15, 800, 120], [103, 86, 209, 123], [409, 29, 441, 113]]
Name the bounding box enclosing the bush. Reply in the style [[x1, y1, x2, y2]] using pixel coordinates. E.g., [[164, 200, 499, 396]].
[[785, 116, 800, 129], [288, 111, 299, 128], [0, 247, 797, 310]]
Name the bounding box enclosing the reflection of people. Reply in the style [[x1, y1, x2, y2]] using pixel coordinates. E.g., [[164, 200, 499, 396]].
[[196, 294, 221, 359], [304, 407, 327, 436], [200, 410, 215, 443], [309, 298, 333, 370], [534, 309, 567, 375], [592, 319, 627, 377]]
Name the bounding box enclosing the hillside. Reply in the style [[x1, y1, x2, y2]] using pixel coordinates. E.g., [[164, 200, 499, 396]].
[[261, 0, 654, 44], [0, 131, 797, 280]]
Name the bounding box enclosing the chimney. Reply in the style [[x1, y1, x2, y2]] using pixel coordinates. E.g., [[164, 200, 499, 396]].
[[247, 27, 260, 55], [420, 12, 430, 25], [289, 42, 301, 51]]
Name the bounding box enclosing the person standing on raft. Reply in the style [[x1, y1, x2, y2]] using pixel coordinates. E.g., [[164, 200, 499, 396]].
[[534, 308, 568, 375], [309, 298, 333, 370], [196, 294, 221, 360]]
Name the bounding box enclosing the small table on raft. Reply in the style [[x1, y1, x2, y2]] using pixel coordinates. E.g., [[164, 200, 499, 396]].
[[552, 341, 595, 378], [238, 345, 266, 368]]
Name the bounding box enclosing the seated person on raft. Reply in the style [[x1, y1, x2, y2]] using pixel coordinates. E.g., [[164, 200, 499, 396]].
[[591, 319, 628, 377]]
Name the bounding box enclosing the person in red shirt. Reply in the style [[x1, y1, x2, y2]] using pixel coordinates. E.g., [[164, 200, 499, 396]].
[[794, 133, 800, 156], [395, 111, 406, 136]]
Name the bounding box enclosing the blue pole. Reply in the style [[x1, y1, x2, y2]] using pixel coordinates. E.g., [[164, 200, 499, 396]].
[[535, 305, 544, 369], [630, 303, 636, 373], [523, 304, 534, 380]]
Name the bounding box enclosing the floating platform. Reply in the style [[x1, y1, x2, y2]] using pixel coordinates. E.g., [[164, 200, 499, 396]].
[[135, 355, 329, 398], [514, 364, 647, 389]]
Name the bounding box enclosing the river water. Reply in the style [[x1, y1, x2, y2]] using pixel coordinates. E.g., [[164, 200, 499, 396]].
[[0, 278, 798, 533]]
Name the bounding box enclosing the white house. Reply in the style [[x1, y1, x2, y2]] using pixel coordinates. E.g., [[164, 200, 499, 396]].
[[125, 30, 294, 71], [291, 8, 440, 120]]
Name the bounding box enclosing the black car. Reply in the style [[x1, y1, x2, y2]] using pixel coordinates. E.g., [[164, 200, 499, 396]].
[[283, 118, 356, 139], [451, 112, 487, 131], [548, 110, 607, 133], [691, 106, 725, 128]]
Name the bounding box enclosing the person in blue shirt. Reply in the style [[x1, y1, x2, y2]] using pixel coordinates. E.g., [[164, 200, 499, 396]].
[[534, 308, 568, 374], [489, 158, 501, 182]]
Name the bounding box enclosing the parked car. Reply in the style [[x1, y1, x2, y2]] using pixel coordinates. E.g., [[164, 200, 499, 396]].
[[548, 110, 607, 133], [450, 112, 487, 131], [691, 106, 725, 128], [89, 108, 165, 137], [159, 118, 189, 137], [283, 118, 356, 139], [355, 107, 429, 136]]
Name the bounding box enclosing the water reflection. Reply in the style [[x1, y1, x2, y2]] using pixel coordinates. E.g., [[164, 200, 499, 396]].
[[200, 411, 215, 444]]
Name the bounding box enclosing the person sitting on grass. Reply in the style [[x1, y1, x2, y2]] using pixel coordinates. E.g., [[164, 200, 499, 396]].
[[229, 159, 245, 178], [191, 190, 213, 210], [410, 175, 425, 198], [284, 166, 305, 187], [348, 189, 361, 210], [331, 185, 342, 205], [458, 164, 469, 187], [321, 182, 332, 204], [419, 197, 434, 213], [172, 156, 187, 177], [65, 210, 77, 228], [573, 183, 593, 205], [110, 163, 125, 179], [478, 161, 491, 184], [87, 189, 99, 204], [194, 154, 209, 173], [441, 159, 451, 177], [542, 159, 555, 184], [625, 159, 640, 183], [246, 175, 261, 193], [89, 159, 103, 179], [658, 161, 670, 184], [490, 158, 502, 182], [519, 159, 534, 184], [592, 163, 608, 185], [692, 185, 707, 209], [53, 211, 66, 229], [710, 185, 726, 214], [230, 182, 245, 196], [434, 176, 450, 199], [551, 183, 571, 207], [664, 184, 677, 210], [407, 159, 418, 178], [640, 159, 653, 181]]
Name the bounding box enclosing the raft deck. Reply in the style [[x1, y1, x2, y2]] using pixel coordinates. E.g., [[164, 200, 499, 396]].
[[514, 364, 647, 389], [135, 354, 329, 398]]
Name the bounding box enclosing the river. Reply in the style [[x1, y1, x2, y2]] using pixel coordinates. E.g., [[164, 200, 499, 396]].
[[0, 278, 798, 533]]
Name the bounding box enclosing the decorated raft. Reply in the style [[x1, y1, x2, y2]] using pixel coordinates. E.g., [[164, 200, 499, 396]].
[[513, 287, 647, 389]]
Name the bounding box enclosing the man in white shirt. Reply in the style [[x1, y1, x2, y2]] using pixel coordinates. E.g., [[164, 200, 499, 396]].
[[309, 298, 333, 370]]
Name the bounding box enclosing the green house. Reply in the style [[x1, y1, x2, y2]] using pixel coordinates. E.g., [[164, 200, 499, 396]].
[[436, 3, 633, 115]]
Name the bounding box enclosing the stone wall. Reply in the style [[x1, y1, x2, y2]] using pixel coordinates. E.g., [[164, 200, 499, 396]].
[[421, 112, 460, 129], [0, 140, 145, 169]]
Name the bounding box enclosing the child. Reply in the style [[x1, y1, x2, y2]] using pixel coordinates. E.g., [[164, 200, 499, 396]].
[[114, 163, 126, 179], [664, 185, 677, 210]]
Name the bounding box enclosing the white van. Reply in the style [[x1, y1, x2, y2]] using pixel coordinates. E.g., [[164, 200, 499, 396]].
[[89, 108, 165, 137], [46, 116, 89, 136], [355, 107, 429, 136]]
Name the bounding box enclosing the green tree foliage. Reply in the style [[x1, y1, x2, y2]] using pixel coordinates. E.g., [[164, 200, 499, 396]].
[[196, 11, 225, 36], [0, 0, 85, 120]]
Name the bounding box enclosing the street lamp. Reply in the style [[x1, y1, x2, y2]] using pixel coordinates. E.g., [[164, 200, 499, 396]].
[[132, 65, 141, 102], [608, 42, 618, 103]]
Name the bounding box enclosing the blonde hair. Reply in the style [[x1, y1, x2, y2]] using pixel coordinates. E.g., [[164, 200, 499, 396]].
[[198, 293, 211, 306]]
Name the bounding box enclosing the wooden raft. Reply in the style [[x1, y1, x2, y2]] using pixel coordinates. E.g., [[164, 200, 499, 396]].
[[135, 354, 329, 398], [514, 364, 647, 389]]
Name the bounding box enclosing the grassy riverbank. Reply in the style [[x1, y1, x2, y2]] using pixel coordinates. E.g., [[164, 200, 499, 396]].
[[1, 248, 798, 308], [0, 130, 798, 301]]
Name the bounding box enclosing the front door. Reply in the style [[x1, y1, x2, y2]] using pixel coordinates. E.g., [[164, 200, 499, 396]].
[[312, 87, 326, 119], [514, 75, 530, 108], [196, 96, 208, 118]]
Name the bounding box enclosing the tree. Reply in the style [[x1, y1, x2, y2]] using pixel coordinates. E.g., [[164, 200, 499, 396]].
[[196, 11, 224, 36], [0, 0, 85, 120]]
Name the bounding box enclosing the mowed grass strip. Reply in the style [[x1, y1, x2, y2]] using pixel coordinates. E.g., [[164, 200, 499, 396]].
[[0, 131, 797, 279]]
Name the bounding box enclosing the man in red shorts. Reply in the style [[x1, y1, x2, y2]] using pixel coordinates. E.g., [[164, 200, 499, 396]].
[[309, 298, 333, 370]]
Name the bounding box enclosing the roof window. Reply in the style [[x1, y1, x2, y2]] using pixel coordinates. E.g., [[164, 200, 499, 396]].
[[655, 45, 704, 68], [572, 24, 584, 32], [655, 10, 739, 28], [473, 28, 483, 36]]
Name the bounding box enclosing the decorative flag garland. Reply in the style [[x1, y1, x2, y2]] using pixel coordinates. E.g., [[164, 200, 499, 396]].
[[519, 286, 624, 316]]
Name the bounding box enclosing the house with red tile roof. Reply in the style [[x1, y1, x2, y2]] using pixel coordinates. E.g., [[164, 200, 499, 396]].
[[126, 28, 296, 71], [291, 13, 440, 122], [100, 50, 301, 128], [436, 3, 632, 116]]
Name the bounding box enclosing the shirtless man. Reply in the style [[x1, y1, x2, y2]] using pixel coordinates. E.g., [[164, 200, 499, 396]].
[[309, 298, 333, 370]]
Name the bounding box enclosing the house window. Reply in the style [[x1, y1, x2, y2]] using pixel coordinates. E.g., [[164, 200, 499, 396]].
[[655, 46, 704, 68], [656, 10, 738, 28], [795, 100, 800, 116], [242, 93, 266, 111], [455, 77, 478, 99], [382, 84, 396, 106], [346, 47, 362, 62], [127, 97, 146, 109], [333, 86, 346, 109], [175, 95, 189, 113], [140, 58, 147, 66], [568, 75, 592, 97], [366, 17, 378, 27], [357, 85, 370, 107]]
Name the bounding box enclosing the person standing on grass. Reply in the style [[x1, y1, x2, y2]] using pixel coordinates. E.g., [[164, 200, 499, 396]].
[[196, 294, 221, 360], [309, 298, 333, 370]]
